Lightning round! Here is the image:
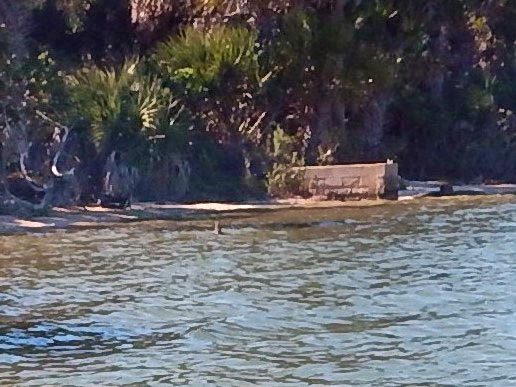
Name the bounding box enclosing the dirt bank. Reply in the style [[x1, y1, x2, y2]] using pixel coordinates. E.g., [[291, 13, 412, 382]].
[[1, 182, 515, 235]]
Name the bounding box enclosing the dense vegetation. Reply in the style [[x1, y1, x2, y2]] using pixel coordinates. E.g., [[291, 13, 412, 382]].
[[1, 0, 516, 210]]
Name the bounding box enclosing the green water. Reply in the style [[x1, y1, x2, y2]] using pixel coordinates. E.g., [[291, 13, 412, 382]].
[[1, 197, 516, 386]]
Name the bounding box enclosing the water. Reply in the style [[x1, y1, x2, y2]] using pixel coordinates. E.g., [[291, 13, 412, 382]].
[[1, 197, 516, 386]]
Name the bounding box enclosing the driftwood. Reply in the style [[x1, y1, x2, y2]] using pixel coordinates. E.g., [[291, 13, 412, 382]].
[[6, 172, 45, 203], [100, 194, 131, 209], [100, 151, 138, 209], [0, 110, 76, 215]]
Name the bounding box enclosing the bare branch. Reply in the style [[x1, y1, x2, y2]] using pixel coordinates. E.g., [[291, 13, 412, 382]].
[[35, 110, 69, 131], [35, 110, 74, 177]]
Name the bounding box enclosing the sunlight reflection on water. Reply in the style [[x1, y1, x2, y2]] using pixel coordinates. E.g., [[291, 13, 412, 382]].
[[1, 197, 516, 385]]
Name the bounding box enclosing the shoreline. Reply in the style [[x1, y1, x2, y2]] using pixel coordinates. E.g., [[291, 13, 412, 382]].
[[0, 198, 390, 236], [1, 182, 516, 235]]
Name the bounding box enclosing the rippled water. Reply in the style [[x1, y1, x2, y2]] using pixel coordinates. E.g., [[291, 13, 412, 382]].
[[1, 197, 516, 386]]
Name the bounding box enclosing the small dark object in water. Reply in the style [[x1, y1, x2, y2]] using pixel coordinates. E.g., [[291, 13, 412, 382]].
[[100, 194, 131, 209], [426, 183, 487, 198], [213, 220, 222, 235], [439, 184, 454, 196]]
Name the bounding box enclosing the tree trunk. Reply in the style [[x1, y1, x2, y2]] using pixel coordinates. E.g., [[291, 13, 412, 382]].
[[100, 151, 139, 208], [0, 136, 6, 195], [362, 92, 392, 160], [428, 24, 449, 101], [310, 0, 347, 164]]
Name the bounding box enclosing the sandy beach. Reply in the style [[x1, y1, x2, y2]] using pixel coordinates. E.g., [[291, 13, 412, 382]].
[[1, 182, 515, 235]]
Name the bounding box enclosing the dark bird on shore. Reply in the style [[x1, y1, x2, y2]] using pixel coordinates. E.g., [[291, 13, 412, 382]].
[[213, 220, 223, 235]]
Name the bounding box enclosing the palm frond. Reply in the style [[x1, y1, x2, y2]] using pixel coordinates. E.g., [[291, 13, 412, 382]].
[[154, 26, 260, 91]]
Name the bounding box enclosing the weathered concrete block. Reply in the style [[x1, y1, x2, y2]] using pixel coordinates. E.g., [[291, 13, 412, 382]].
[[295, 162, 399, 200]]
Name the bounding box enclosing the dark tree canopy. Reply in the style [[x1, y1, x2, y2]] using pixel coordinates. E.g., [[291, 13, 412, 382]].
[[1, 0, 516, 206]]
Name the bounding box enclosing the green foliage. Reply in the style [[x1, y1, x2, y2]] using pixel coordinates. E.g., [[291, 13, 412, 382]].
[[26, 51, 70, 117], [4, 0, 516, 206], [67, 59, 174, 152], [265, 127, 306, 198], [53, 0, 93, 32], [154, 23, 272, 175], [154, 26, 261, 94]]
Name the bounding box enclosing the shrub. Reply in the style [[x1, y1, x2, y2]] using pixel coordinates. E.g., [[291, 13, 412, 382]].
[[67, 58, 175, 155], [265, 127, 307, 198], [154, 25, 260, 94]]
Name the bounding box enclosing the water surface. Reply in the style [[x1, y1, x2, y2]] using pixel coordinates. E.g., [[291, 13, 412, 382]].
[[1, 197, 516, 386]]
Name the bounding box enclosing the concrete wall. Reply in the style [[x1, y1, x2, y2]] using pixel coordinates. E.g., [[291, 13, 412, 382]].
[[296, 162, 399, 200]]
